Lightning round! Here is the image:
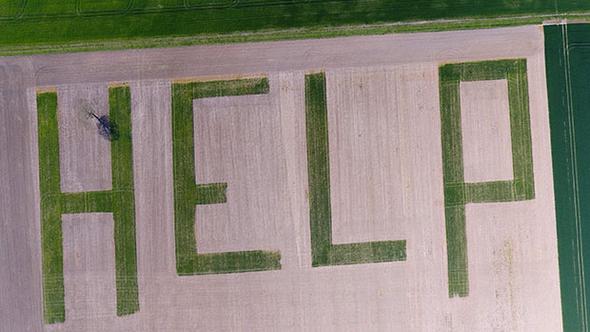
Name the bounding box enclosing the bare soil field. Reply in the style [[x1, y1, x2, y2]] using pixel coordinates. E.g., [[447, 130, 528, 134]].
[[62, 213, 116, 324], [0, 25, 562, 331], [57, 84, 112, 193], [0, 61, 43, 332], [326, 64, 438, 246], [193, 77, 289, 254], [460, 79, 513, 183]]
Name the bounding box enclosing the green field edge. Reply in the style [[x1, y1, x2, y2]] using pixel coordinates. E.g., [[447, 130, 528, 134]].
[[0, 14, 588, 57], [544, 23, 590, 332]]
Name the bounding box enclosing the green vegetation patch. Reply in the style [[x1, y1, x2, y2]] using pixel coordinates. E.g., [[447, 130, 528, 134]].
[[438, 59, 534, 297], [132, 0, 184, 11], [186, 0, 233, 9], [0, 0, 23, 18], [304, 72, 406, 267], [79, 0, 131, 14], [37, 86, 138, 324], [544, 23, 590, 332], [171, 77, 281, 275], [2, 1, 590, 55], [22, 0, 78, 17]]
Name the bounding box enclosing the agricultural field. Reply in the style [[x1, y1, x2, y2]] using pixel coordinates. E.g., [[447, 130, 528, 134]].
[[0, 25, 566, 331], [0, 0, 589, 55], [545, 23, 590, 332]]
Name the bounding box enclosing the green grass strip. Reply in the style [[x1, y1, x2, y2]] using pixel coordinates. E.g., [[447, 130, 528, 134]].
[[37, 86, 138, 323], [38, 92, 65, 324], [438, 59, 534, 297], [304, 72, 406, 267], [109, 86, 139, 316], [171, 77, 281, 275]]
